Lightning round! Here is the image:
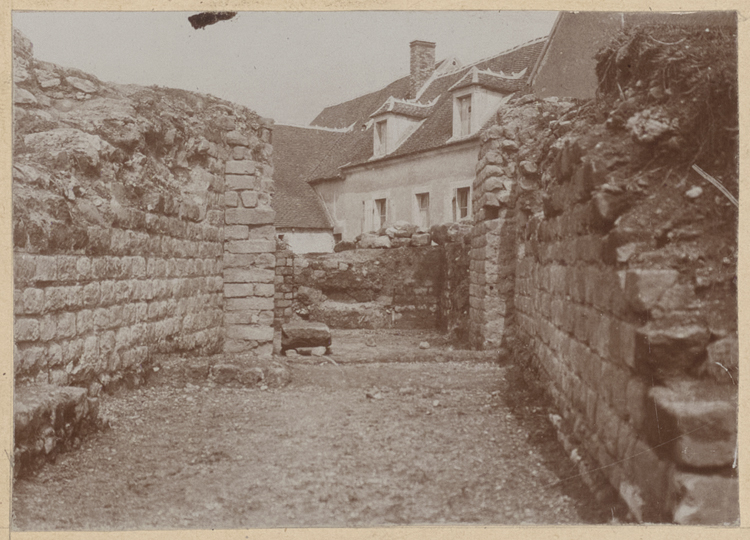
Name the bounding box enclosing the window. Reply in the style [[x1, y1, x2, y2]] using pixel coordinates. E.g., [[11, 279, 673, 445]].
[[458, 95, 472, 136], [374, 120, 387, 156], [375, 198, 387, 228], [453, 187, 470, 221], [416, 193, 430, 229]]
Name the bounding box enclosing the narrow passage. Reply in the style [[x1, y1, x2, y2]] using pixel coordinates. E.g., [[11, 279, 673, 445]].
[[13, 331, 614, 530]]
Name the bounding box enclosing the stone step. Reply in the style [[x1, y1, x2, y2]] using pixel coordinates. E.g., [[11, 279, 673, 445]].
[[14, 384, 102, 479]]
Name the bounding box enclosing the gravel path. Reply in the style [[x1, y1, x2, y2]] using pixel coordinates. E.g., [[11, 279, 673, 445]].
[[13, 350, 615, 530]]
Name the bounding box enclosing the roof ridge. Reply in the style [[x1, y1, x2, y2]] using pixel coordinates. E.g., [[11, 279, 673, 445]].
[[311, 74, 410, 125], [433, 35, 549, 80], [276, 122, 352, 133]]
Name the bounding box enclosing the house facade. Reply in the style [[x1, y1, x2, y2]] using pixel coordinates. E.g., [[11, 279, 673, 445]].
[[290, 37, 547, 243]]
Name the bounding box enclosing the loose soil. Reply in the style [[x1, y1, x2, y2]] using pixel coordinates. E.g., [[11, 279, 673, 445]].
[[13, 331, 619, 530]]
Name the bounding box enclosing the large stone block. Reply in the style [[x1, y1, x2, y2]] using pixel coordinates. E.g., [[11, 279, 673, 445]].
[[226, 297, 275, 311], [635, 323, 710, 375], [225, 160, 257, 175], [225, 325, 274, 342], [224, 268, 275, 284], [281, 321, 331, 351], [225, 239, 276, 254], [34, 256, 57, 282], [669, 471, 738, 525], [648, 380, 737, 468], [224, 283, 254, 298], [623, 269, 679, 313], [225, 208, 276, 226], [699, 335, 739, 383], [225, 174, 256, 191], [15, 318, 39, 342]]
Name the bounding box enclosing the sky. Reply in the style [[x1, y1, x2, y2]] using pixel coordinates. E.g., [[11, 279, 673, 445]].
[[13, 11, 558, 125]]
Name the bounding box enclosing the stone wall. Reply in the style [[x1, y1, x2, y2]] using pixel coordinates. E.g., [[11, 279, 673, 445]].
[[433, 225, 471, 343], [222, 125, 276, 355], [13, 29, 276, 391], [470, 93, 738, 524], [274, 247, 443, 330]]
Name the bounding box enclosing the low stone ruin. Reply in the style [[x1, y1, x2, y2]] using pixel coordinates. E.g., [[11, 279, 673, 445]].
[[280, 321, 332, 357]]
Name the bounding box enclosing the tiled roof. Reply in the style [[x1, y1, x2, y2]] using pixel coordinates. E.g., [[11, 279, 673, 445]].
[[311, 75, 412, 129], [303, 37, 547, 183], [271, 124, 341, 229]]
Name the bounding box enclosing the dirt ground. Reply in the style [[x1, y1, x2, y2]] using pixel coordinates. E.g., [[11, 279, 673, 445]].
[[12, 330, 620, 530]]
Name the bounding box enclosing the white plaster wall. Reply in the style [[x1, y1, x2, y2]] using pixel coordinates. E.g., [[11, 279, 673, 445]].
[[279, 230, 335, 253], [313, 142, 477, 241]]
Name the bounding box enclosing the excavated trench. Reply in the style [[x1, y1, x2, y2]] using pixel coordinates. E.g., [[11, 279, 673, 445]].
[[12, 329, 620, 530]]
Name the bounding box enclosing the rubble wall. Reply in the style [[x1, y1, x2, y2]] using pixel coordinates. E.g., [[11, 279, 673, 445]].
[[471, 89, 738, 524], [12, 29, 276, 390], [438, 238, 471, 343], [274, 247, 443, 330]]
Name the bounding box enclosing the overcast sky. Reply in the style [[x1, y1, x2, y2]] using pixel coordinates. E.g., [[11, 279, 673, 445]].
[[13, 11, 558, 125]]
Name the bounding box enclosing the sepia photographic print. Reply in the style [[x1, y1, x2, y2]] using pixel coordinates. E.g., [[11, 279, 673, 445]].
[[7, 5, 741, 535]]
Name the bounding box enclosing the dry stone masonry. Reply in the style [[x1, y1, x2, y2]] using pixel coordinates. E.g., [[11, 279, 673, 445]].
[[273, 245, 446, 331], [468, 25, 739, 523], [222, 121, 276, 355], [12, 29, 276, 473]]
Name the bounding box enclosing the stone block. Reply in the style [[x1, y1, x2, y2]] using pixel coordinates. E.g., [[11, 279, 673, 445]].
[[23, 289, 44, 315], [225, 239, 276, 254], [699, 335, 739, 383], [254, 283, 275, 297], [669, 471, 738, 525], [226, 130, 249, 147], [14, 254, 36, 284], [15, 318, 39, 342], [224, 283, 254, 297], [39, 315, 57, 342], [225, 208, 275, 226], [224, 191, 240, 207], [225, 160, 256, 175], [226, 297, 275, 311], [55, 312, 76, 339], [76, 310, 93, 335], [225, 174, 256, 191], [224, 268, 275, 284], [410, 233, 431, 247], [648, 381, 737, 468], [623, 269, 679, 314], [240, 191, 258, 208], [225, 325, 274, 342], [635, 323, 710, 375], [247, 225, 276, 240], [34, 256, 57, 282], [225, 225, 249, 240], [281, 321, 332, 351]]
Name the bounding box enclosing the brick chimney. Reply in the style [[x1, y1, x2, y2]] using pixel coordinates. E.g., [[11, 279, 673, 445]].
[[409, 40, 436, 99]]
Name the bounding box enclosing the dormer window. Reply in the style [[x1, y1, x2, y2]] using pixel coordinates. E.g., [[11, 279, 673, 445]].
[[450, 66, 522, 140], [369, 98, 433, 160], [457, 95, 472, 137], [374, 120, 388, 157]]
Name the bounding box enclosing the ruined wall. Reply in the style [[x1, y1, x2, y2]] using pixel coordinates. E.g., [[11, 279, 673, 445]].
[[470, 22, 739, 524], [471, 24, 739, 523], [222, 123, 276, 356], [13, 29, 275, 390], [274, 247, 443, 330]]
